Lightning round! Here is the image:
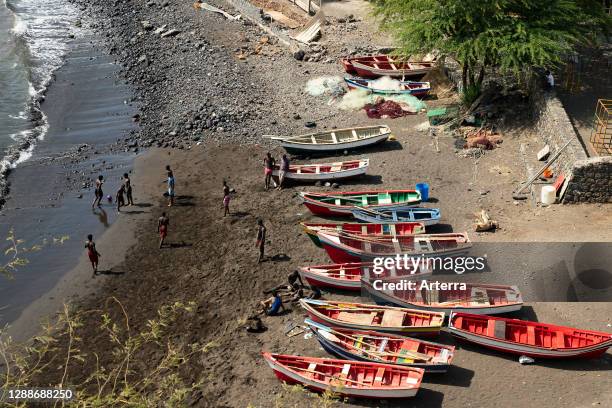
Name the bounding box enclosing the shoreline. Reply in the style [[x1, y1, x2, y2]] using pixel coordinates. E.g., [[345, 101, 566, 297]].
[[0, 32, 137, 328]]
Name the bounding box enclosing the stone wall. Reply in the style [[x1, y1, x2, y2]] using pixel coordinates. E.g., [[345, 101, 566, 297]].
[[531, 90, 611, 203], [563, 156, 612, 203]]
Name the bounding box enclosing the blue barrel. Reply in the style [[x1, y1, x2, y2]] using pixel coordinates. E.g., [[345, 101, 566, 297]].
[[416, 183, 429, 202]]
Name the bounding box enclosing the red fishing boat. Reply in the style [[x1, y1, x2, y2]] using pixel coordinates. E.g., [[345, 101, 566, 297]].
[[262, 352, 424, 398], [341, 55, 434, 78], [299, 261, 432, 291], [448, 312, 612, 359], [300, 299, 444, 335], [306, 319, 455, 373], [316, 230, 471, 263], [300, 190, 421, 217], [301, 221, 426, 248]]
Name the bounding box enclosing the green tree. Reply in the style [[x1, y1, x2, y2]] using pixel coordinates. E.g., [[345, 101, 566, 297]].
[[372, 0, 611, 97]]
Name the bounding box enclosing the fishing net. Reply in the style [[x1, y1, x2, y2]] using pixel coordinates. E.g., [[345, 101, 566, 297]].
[[305, 76, 346, 97]]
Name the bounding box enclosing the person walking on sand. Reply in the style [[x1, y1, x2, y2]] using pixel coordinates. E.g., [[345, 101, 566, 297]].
[[92, 175, 104, 208], [256, 218, 266, 263], [165, 165, 175, 207], [223, 180, 231, 217], [123, 173, 134, 206], [277, 154, 290, 190], [85, 234, 101, 277], [158, 212, 170, 248], [116, 184, 126, 212], [263, 152, 275, 190]]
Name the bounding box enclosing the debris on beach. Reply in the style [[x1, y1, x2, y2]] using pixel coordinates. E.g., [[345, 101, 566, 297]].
[[474, 209, 498, 232], [465, 128, 503, 150], [337, 88, 426, 114], [193, 2, 241, 21], [518, 355, 535, 364], [305, 76, 345, 98], [364, 98, 417, 119]]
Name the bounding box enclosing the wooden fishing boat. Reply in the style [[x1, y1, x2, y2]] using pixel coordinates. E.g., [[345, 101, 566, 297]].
[[448, 312, 612, 359], [306, 319, 455, 373], [316, 230, 471, 263], [351, 207, 441, 226], [362, 280, 523, 315], [301, 221, 426, 248], [344, 76, 431, 97], [299, 261, 432, 291], [300, 299, 445, 335], [262, 352, 424, 398], [341, 56, 434, 78], [266, 125, 391, 154], [300, 190, 421, 217], [271, 159, 369, 182]]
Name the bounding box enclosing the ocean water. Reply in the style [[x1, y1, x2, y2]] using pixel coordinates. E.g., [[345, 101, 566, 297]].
[[0, 0, 80, 180]]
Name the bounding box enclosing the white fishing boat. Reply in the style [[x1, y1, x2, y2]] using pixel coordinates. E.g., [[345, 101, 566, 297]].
[[271, 159, 368, 181], [265, 125, 391, 154]]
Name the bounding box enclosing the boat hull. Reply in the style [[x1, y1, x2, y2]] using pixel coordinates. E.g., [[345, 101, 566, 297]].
[[351, 208, 440, 226], [280, 132, 389, 154], [449, 329, 612, 359], [344, 77, 431, 97], [313, 330, 451, 373], [362, 282, 523, 315], [317, 232, 470, 263], [272, 161, 368, 182], [302, 222, 426, 248], [300, 269, 362, 291], [265, 358, 420, 398], [448, 312, 612, 359]]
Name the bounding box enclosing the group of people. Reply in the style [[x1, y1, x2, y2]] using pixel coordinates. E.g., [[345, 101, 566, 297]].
[[91, 173, 134, 212], [263, 152, 290, 191], [255, 270, 321, 319], [86, 165, 177, 277]]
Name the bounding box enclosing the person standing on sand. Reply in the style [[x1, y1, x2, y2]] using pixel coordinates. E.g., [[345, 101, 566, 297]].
[[92, 175, 104, 208], [256, 218, 266, 263], [116, 184, 126, 212], [158, 212, 170, 249], [277, 154, 289, 190], [123, 173, 134, 206], [85, 234, 101, 277], [165, 165, 175, 207], [263, 152, 275, 190], [223, 180, 231, 217]]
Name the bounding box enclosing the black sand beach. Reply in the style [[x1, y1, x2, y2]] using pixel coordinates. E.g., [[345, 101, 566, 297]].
[[0, 34, 136, 330]]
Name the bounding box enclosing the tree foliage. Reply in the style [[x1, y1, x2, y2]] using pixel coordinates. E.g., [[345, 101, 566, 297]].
[[372, 0, 611, 92]]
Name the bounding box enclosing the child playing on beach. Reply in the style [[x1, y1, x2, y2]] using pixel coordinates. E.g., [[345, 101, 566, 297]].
[[158, 212, 170, 249], [85, 234, 101, 277], [165, 165, 175, 207], [123, 173, 134, 206], [259, 291, 284, 316], [263, 153, 275, 190], [256, 218, 266, 263], [92, 175, 104, 208], [116, 185, 126, 212], [223, 180, 231, 217], [277, 154, 289, 190]]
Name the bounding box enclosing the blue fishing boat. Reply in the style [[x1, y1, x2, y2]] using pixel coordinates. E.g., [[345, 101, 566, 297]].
[[344, 76, 431, 97], [351, 207, 440, 226]]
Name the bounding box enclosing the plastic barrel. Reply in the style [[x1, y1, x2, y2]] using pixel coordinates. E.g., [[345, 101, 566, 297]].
[[541, 185, 556, 205], [416, 183, 429, 202]]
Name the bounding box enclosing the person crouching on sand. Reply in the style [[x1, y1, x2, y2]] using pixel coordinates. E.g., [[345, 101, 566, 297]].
[[116, 185, 126, 212], [158, 212, 169, 249], [223, 180, 231, 217], [85, 234, 101, 277], [256, 218, 266, 263], [123, 173, 134, 206], [92, 175, 104, 208]]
